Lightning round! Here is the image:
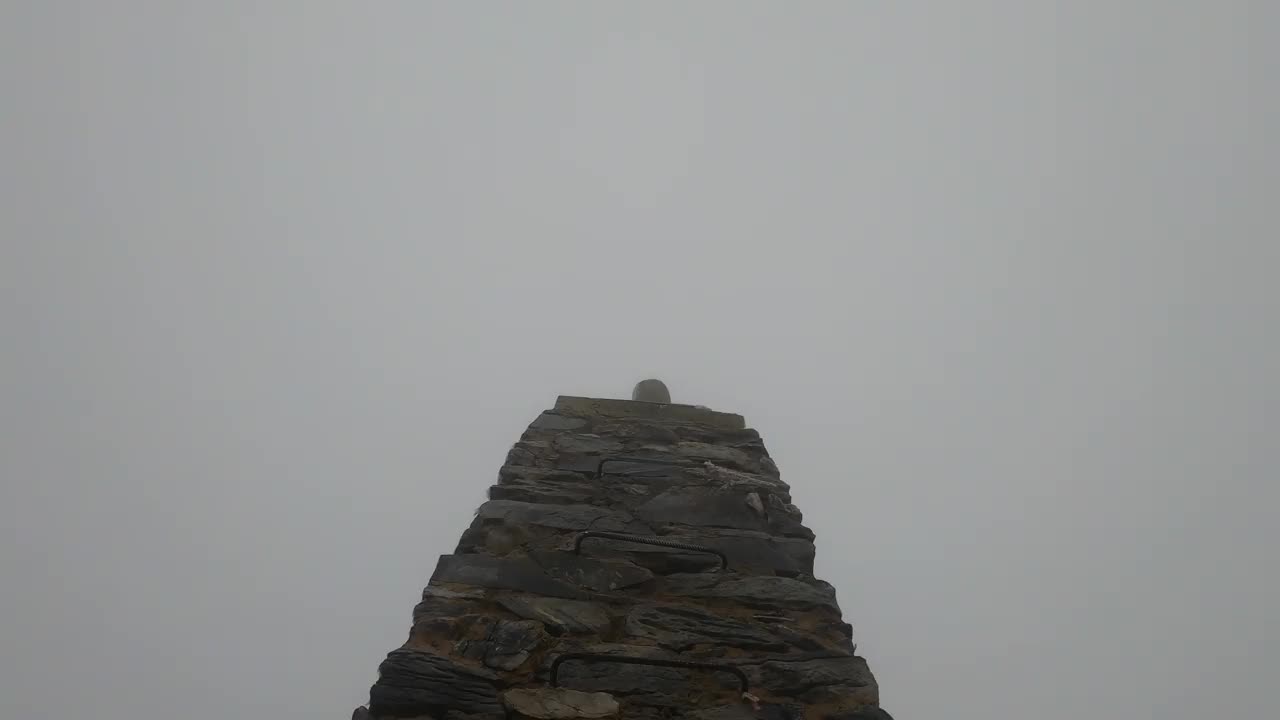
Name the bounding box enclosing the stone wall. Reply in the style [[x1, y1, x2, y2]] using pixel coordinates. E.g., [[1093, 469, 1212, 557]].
[[356, 397, 892, 720]]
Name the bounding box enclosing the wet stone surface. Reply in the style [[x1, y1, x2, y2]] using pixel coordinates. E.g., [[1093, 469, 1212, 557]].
[[361, 398, 888, 720]]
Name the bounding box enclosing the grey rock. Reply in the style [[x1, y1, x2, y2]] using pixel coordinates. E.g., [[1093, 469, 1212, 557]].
[[590, 420, 681, 444], [531, 413, 590, 431], [695, 530, 815, 576], [547, 644, 747, 703], [475, 500, 634, 532], [702, 463, 791, 495], [751, 656, 877, 696], [827, 709, 894, 720], [744, 492, 765, 515], [554, 434, 625, 455], [666, 442, 765, 473], [414, 611, 494, 645], [688, 705, 804, 720], [531, 550, 654, 592], [556, 454, 611, 474], [589, 529, 814, 576], [624, 604, 788, 651], [797, 682, 880, 710], [766, 494, 814, 540], [503, 688, 620, 719], [351, 706, 370, 720], [424, 585, 487, 601], [553, 395, 746, 431], [369, 649, 502, 717], [458, 619, 546, 671], [489, 477, 606, 506], [683, 706, 757, 720], [506, 440, 553, 468], [551, 658, 728, 703], [661, 574, 839, 611], [635, 488, 769, 531], [498, 596, 612, 635], [632, 379, 672, 404], [430, 554, 589, 600], [413, 584, 488, 621]]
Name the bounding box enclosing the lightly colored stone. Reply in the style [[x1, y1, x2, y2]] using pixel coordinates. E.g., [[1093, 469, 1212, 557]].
[[635, 487, 770, 531], [497, 595, 612, 635], [503, 688, 620, 719]]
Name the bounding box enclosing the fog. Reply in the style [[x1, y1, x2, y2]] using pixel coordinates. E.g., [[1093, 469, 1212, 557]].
[[2, 3, 1276, 718]]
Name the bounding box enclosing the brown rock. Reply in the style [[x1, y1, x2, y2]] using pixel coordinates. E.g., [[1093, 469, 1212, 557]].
[[503, 688, 620, 719]]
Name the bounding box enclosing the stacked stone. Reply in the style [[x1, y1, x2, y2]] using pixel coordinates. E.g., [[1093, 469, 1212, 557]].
[[358, 395, 892, 720]]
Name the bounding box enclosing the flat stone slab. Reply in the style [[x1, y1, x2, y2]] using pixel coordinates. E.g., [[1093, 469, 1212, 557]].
[[625, 604, 788, 651], [497, 596, 613, 635], [554, 396, 745, 430], [474, 499, 634, 532], [503, 688, 620, 719], [369, 649, 502, 717], [430, 554, 590, 600], [660, 574, 840, 612]]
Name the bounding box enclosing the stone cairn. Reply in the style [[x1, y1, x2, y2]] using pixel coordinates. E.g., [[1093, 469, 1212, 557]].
[[355, 384, 893, 720]]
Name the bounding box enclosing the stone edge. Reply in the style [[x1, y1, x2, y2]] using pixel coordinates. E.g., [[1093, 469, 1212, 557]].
[[553, 396, 746, 430]]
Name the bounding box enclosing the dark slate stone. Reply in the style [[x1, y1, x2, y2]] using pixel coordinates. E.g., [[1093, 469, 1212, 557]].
[[624, 604, 788, 651], [556, 455, 608, 474], [660, 574, 839, 611], [474, 500, 634, 532], [497, 596, 613, 635], [796, 683, 880, 710], [750, 656, 876, 696], [574, 528, 813, 576], [489, 477, 606, 506], [683, 705, 758, 720], [414, 612, 495, 646], [766, 494, 814, 540], [825, 709, 893, 720], [693, 705, 805, 720], [412, 585, 488, 622], [634, 488, 770, 532], [369, 648, 503, 717], [696, 531, 815, 576], [554, 434, 625, 455], [663, 424, 761, 447], [551, 657, 738, 704], [530, 412, 590, 431], [457, 619, 546, 671], [591, 420, 681, 444], [531, 550, 654, 592], [431, 554, 590, 600], [596, 546, 722, 575]]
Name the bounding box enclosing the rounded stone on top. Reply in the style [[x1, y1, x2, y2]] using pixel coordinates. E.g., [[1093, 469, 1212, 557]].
[[631, 378, 671, 404]]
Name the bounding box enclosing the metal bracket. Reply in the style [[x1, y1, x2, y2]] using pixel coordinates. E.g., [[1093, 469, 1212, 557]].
[[574, 531, 728, 571]]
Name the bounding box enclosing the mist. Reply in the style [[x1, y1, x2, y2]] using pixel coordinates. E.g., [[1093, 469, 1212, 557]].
[[2, 3, 1276, 718]]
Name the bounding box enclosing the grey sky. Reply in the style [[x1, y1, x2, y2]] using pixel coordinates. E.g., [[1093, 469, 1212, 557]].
[[1, 2, 1276, 718]]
